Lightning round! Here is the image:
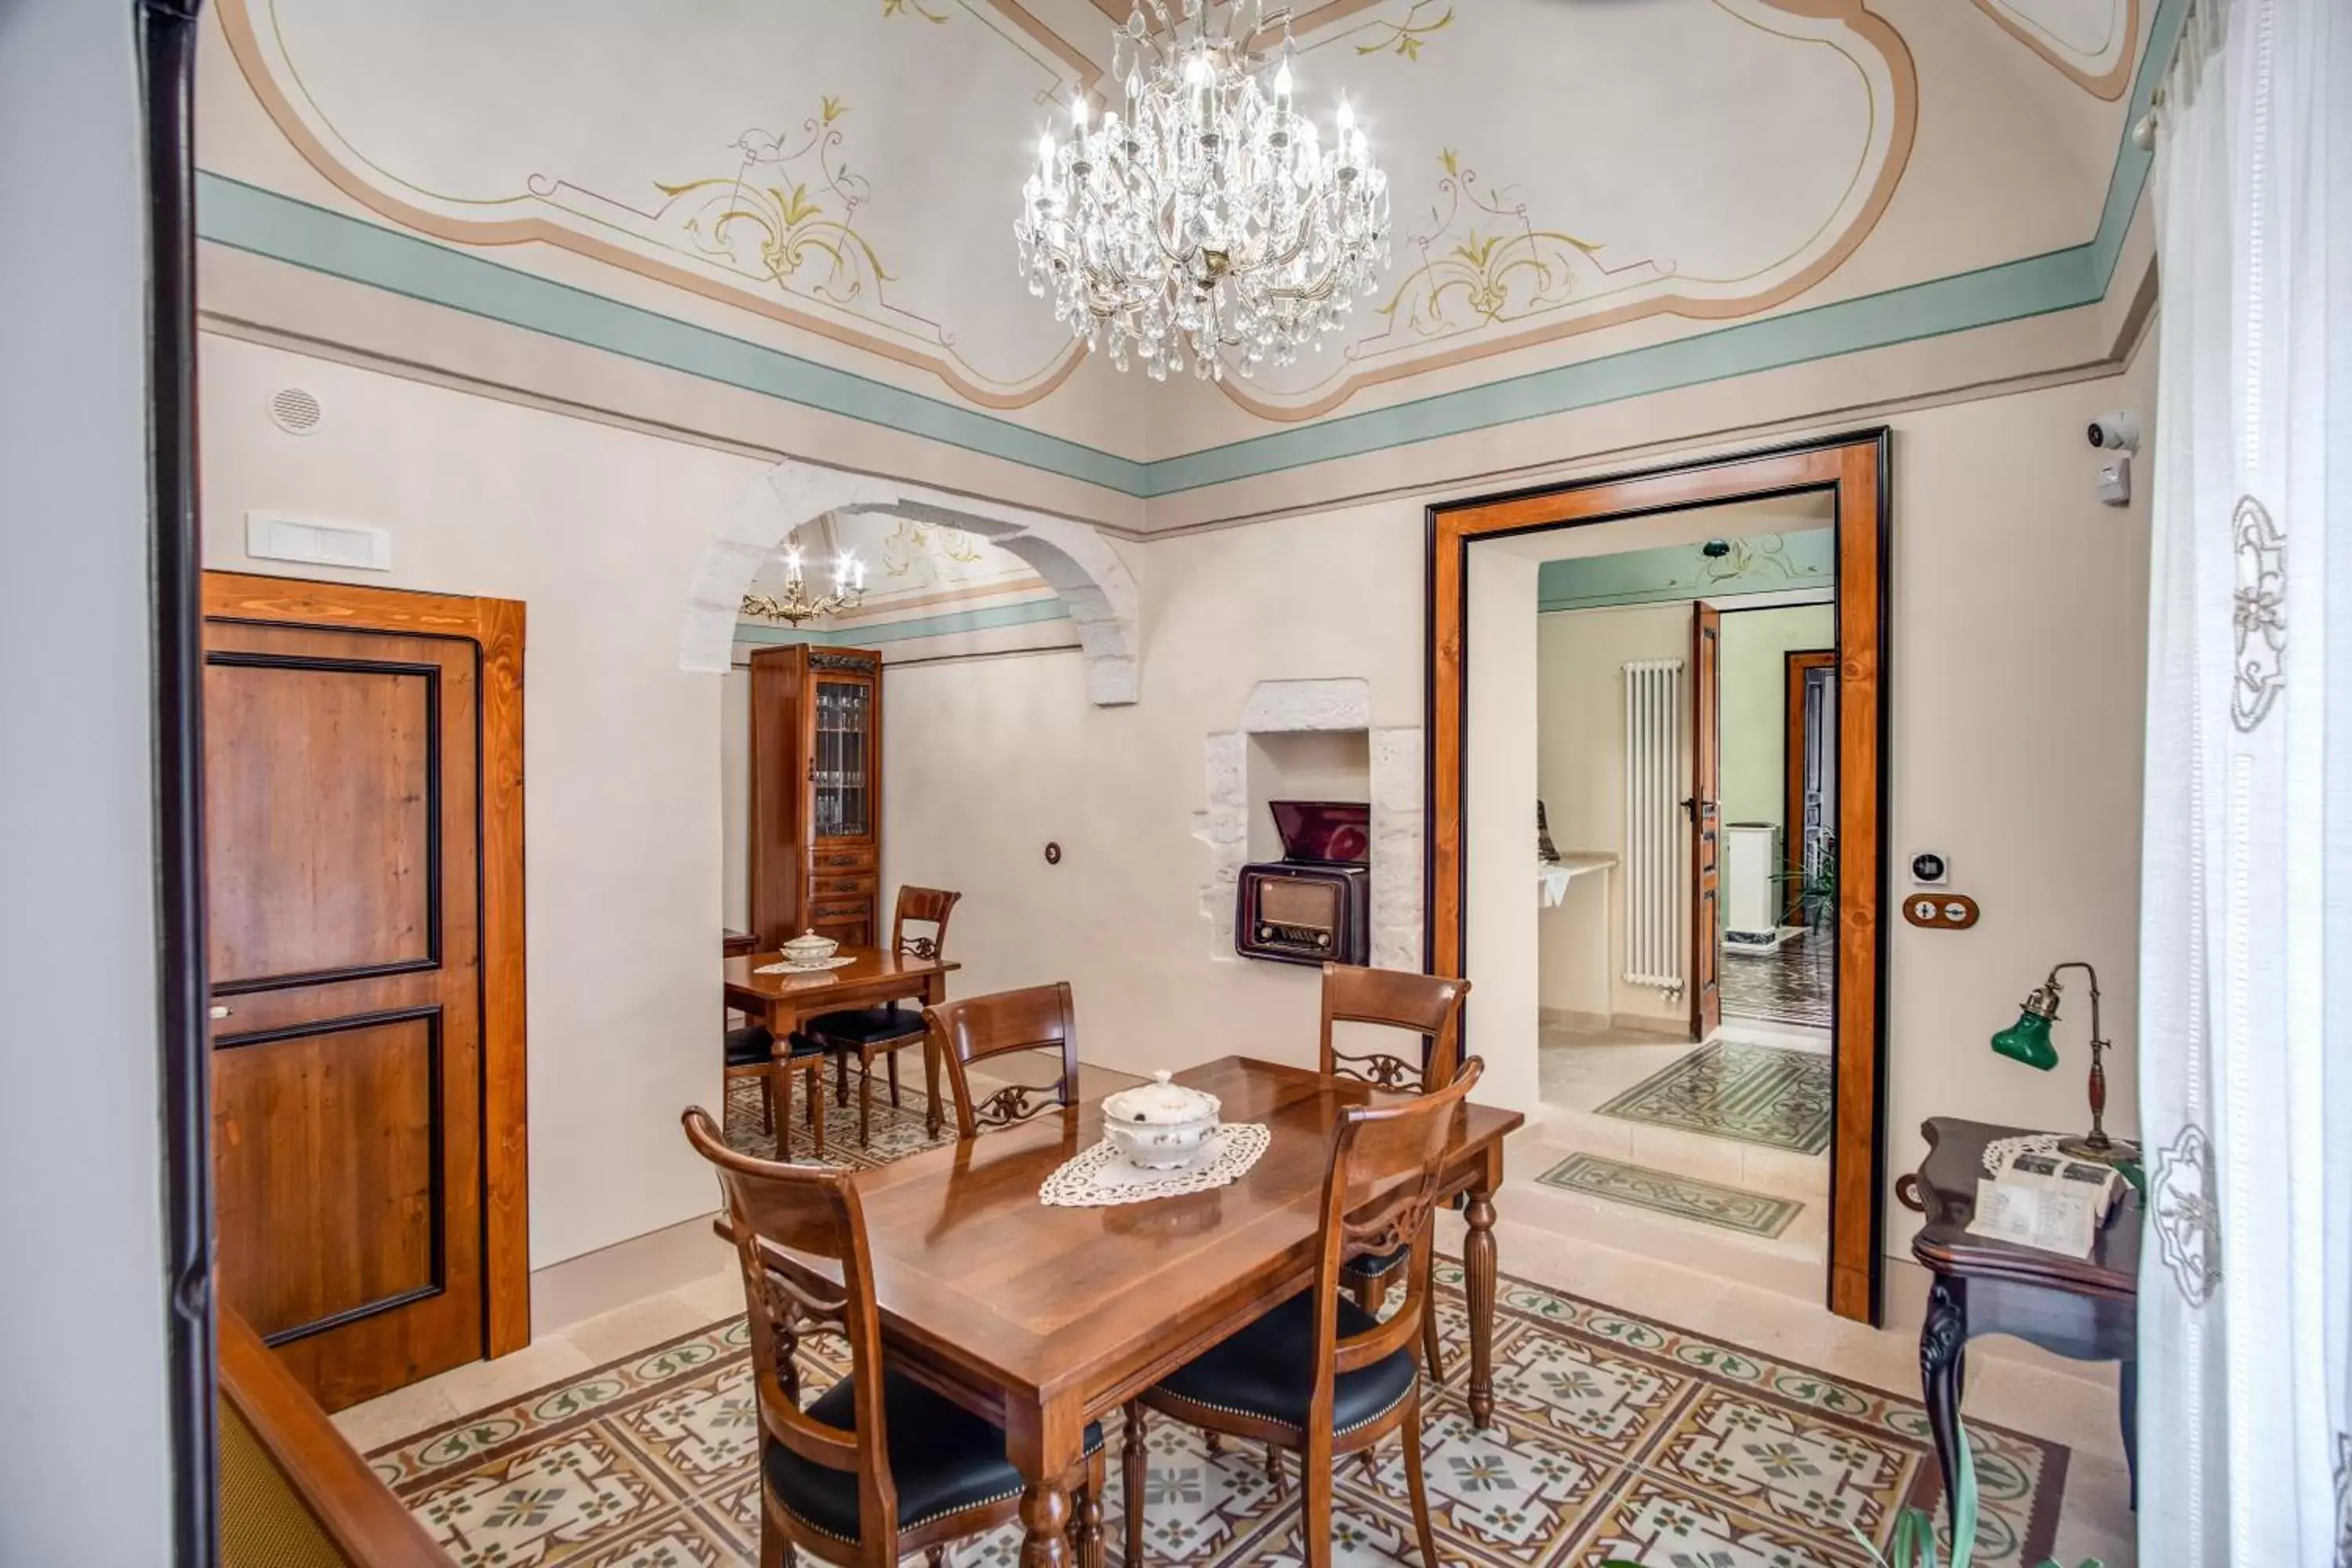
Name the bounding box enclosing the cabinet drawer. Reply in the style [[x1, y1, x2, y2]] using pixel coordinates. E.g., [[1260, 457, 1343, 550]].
[[808, 898, 872, 923], [811, 875, 874, 898], [809, 845, 876, 873]]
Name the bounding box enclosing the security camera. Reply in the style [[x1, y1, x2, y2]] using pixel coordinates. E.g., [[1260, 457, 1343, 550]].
[[2087, 411, 2141, 454]]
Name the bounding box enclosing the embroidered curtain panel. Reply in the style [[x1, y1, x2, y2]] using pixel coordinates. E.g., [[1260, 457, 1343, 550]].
[[2136, 0, 2350, 1561]]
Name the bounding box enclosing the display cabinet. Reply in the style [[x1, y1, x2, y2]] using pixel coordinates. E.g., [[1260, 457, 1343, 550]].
[[748, 644, 881, 950]]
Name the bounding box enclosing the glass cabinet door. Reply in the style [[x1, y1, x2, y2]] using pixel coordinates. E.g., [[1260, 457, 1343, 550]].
[[810, 678, 871, 839]]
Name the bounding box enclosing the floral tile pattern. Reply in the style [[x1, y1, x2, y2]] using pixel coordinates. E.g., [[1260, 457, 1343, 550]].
[[1595, 1042, 1834, 1155], [1536, 1153, 1804, 1239], [372, 1269, 2067, 1568]]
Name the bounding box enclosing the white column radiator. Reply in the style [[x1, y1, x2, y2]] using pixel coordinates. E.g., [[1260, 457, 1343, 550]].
[[1621, 659, 1686, 996]]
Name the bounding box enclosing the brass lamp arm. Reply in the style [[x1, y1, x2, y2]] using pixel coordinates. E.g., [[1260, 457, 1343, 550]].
[[2043, 960, 2106, 1051]]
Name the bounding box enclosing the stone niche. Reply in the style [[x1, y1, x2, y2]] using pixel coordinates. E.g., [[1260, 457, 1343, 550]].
[[1192, 678, 1422, 969]]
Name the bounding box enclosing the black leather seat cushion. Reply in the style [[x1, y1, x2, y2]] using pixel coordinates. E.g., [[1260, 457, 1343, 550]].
[[724, 1026, 826, 1068], [804, 1004, 924, 1048], [1151, 1290, 1416, 1438], [1343, 1245, 1409, 1279], [764, 1370, 1101, 1544]]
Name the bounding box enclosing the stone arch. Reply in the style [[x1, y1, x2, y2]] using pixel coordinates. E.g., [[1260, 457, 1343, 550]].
[[680, 459, 1140, 706]]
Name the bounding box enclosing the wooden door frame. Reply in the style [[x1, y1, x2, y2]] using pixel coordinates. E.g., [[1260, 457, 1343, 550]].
[[1689, 604, 1723, 1043], [1425, 429, 1892, 1324], [1784, 649, 1838, 889], [201, 571, 532, 1359]]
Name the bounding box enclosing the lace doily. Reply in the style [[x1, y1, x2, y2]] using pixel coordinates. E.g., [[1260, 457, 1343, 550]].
[[754, 955, 858, 975], [1040, 1124, 1271, 1208], [1981, 1132, 2068, 1174]]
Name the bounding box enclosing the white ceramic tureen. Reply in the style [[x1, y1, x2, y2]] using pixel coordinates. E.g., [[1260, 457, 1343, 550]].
[[1100, 1071, 1223, 1171], [780, 930, 840, 968]]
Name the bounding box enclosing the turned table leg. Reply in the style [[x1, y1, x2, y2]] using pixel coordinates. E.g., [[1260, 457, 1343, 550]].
[[1465, 1169, 1500, 1429], [1018, 1478, 1073, 1568], [1921, 1272, 1969, 1538]]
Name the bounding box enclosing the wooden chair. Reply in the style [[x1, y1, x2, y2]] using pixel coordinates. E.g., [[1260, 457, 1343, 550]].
[[724, 1025, 832, 1157], [682, 1108, 1107, 1568], [1121, 1058, 1486, 1568], [804, 886, 963, 1146], [926, 982, 1082, 1139], [1320, 964, 1472, 1380]]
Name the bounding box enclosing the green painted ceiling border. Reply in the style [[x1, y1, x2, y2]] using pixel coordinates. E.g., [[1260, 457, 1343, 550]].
[[195, 0, 2182, 503], [733, 595, 1072, 648]]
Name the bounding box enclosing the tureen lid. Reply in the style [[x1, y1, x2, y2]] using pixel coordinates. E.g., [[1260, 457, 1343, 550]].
[[782, 929, 833, 951], [1101, 1071, 1221, 1126]]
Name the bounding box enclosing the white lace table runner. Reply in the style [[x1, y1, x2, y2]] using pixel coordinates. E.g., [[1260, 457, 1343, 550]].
[[753, 955, 857, 975], [1981, 1132, 2068, 1174], [1039, 1124, 1271, 1208]]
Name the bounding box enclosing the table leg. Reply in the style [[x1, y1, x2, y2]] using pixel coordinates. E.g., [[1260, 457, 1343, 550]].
[[924, 1033, 943, 1139], [1465, 1160, 1500, 1428], [1921, 1273, 1969, 1536], [1008, 1399, 1080, 1568], [2119, 1356, 2138, 1510]]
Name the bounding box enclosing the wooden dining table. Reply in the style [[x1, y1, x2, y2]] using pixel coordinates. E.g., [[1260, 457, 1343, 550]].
[[724, 1054, 1523, 1568], [723, 945, 962, 1130]]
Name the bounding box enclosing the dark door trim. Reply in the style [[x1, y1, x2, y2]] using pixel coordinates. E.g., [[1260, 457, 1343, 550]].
[[1784, 648, 1839, 892], [140, 2, 216, 1561], [1425, 429, 1893, 1325]]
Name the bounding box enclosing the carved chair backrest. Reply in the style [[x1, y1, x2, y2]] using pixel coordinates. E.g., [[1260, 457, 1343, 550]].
[[1318, 964, 1472, 1093], [925, 982, 1081, 1138], [891, 886, 961, 963], [1310, 1058, 1486, 1396], [681, 1109, 898, 1548]]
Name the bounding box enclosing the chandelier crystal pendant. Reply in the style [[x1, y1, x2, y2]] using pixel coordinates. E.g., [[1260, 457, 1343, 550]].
[[740, 545, 867, 629], [1014, 0, 1389, 383]]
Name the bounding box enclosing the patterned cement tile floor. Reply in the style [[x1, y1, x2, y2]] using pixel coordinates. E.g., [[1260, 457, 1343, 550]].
[[1595, 1041, 1833, 1156], [1719, 931, 1835, 1031], [365, 1265, 2072, 1568], [1537, 1153, 1802, 1240]]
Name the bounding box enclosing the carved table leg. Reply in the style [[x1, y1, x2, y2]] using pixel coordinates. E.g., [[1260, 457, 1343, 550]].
[[1123, 1404, 1147, 1568], [2119, 1356, 2138, 1510], [1078, 1454, 1105, 1568], [1464, 1173, 1500, 1428], [1018, 1478, 1073, 1568], [1920, 1272, 1969, 1537]]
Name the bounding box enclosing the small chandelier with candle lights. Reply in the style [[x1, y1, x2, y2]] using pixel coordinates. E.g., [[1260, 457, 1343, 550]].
[[1014, 0, 1389, 383], [739, 543, 866, 629]]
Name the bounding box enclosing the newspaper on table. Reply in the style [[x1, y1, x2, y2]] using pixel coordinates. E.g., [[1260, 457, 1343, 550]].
[[1965, 1146, 2125, 1259]]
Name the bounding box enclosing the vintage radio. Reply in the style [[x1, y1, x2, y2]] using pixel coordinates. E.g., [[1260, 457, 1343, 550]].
[[1235, 800, 1371, 967]]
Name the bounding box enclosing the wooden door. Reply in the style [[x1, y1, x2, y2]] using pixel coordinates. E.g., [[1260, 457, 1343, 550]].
[[204, 615, 489, 1410], [1784, 649, 1838, 907], [1690, 604, 1723, 1040]]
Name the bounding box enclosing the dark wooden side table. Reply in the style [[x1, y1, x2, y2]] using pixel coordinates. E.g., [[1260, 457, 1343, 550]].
[[1901, 1117, 2140, 1532]]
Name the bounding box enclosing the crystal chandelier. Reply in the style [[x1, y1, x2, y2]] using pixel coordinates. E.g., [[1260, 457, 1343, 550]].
[[739, 543, 866, 629], [1015, 0, 1389, 382]]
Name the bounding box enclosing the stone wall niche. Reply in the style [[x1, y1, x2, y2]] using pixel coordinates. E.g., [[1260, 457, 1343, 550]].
[[1192, 679, 1423, 970]]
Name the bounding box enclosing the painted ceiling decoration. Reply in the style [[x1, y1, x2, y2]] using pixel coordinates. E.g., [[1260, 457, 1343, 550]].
[[213, 0, 2144, 434], [1973, 0, 2140, 98]]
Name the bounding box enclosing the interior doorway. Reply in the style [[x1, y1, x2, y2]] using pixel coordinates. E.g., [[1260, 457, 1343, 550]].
[[1428, 431, 1890, 1323]]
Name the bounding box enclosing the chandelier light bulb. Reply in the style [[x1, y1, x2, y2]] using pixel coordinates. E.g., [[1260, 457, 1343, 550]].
[[1071, 93, 1088, 128], [1273, 60, 1293, 99], [1335, 95, 1353, 132], [1038, 131, 1054, 167]]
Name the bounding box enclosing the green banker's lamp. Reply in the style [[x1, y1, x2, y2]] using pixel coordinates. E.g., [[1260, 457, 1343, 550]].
[[1991, 960, 2137, 1165]]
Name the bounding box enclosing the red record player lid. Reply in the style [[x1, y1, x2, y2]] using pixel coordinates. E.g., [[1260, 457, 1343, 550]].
[[1269, 800, 1370, 864]]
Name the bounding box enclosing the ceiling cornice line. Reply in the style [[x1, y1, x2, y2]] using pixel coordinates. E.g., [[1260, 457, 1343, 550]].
[[189, 0, 2185, 503]]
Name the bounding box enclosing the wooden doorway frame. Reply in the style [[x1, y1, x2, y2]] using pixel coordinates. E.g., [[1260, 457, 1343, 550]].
[[201, 571, 533, 1359], [1425, 430, 1891, 1324], [1784, 649, 1839, 892]]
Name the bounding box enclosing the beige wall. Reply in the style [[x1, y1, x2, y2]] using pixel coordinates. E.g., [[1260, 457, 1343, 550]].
[[198, 332, 762, 1269], [192, 314, 2154, 1272], [1535, 604, 1694, 1029]]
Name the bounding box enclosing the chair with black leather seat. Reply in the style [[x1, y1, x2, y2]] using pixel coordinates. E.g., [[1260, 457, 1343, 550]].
[[682, 1107, 1106, 1568], [1320, 963, 1471, 1380], [927, 982, 1083, 1140], [804, 886, 963, 1146], [1120, 1058, 1485, 1568], [724, 1022, 832, 1156]]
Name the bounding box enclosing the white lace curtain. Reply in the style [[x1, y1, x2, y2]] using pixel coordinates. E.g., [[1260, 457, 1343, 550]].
[[2136, 0, 2350, 1561]]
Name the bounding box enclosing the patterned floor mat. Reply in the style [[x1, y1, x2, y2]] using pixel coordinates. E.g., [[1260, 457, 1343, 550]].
[[1595, 1041, 1834, 1155]]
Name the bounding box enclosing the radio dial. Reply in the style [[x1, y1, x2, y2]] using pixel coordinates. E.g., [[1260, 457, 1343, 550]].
[[1258, 924, 1272, 940], [1316, 933, 1330, 948]]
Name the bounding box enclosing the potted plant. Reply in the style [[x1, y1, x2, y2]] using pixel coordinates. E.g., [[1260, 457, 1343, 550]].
[[1773, 835, 1838, 931]]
